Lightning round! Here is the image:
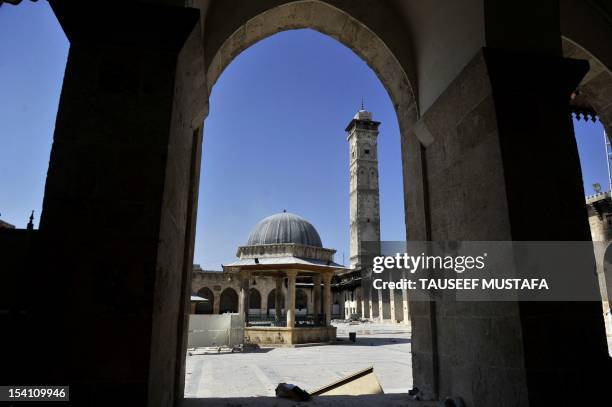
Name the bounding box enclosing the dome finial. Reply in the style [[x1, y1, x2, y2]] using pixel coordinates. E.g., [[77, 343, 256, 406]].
[[283, 209, 286, 213], [361, 97, 365, 111]]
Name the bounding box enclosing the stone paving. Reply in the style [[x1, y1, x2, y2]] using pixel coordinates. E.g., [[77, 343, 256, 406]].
[[184, 322, 412, 398], [184, 320, 612, 399]]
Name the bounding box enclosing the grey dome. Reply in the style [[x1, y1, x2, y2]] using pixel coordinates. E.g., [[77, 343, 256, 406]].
[[247, 212, 323, 247]]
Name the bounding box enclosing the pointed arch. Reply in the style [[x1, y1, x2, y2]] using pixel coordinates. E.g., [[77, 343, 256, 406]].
[[219, 287, 238, 313], [195, 287, 214, 314], [204, 1, 418, 139]]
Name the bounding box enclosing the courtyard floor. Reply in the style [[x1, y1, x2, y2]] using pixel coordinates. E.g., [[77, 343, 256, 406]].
[[184, 322, 412, 398]]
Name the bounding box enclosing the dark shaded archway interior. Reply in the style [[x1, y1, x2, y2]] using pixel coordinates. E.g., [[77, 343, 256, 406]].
[[267, 288, 285, 314], [219, 288, 238, 314], [196, 287, 214, 314], [249, 288, 261, 310], [296, 289, 307, 311]]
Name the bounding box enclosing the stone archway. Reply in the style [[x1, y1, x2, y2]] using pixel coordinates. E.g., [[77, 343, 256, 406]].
[[21, 0, 612, 404], [204, 0, 418, 143], [562, 37, 612, 136], [561, 37, 612, 320], [219, 288, 238, 313], [169, 2, 423, 400], [195, 287, 214, 314]]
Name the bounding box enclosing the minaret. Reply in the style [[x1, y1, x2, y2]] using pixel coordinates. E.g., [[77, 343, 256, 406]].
[[346, 106, 381, 270]]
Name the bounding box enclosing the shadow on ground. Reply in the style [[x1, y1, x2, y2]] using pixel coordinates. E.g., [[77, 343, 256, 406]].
[[183, 394, 434, 407], [188, 347, 275, 356], [335, 337, 411, 346]]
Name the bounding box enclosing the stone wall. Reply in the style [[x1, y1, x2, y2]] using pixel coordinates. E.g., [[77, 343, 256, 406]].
[[244, 326, 336, 345], [410, 46, 611, 405]]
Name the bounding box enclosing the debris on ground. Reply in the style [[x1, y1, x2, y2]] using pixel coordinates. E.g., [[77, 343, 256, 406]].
[[309, 366, 383, 396], [408, 386, 421, 400], [187, 344, 243, 356], [440, 397, 466, 407], [275, 383, 312, 401]]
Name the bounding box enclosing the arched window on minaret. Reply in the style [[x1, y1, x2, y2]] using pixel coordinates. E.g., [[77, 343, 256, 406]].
[[370, 168, 378, 189]]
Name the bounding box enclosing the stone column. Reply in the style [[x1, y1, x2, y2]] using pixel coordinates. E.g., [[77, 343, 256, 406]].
[[389, 274, 396, 323], [285, 270, 297, 328], [368, 282, 374, 319], [361, 298, 365, 319], [260, 288, 268, 316], [377, 288, 384, 322], [238, 271, 250, 324], [409, 47, 611, 404], [213, 293, 220, 314], [26, 3, 201, 404], [275, 275, 283, 323], [402, 270, 410, 325], [356, 287, 363, 318], [306, 288, 313, 314], [313, 274, 321, 323], [322, 273, 333, 326]]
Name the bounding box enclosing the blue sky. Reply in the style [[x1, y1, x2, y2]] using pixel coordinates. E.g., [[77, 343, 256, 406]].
[[196, 28, 406, 268], [0, 2, 609, 269]]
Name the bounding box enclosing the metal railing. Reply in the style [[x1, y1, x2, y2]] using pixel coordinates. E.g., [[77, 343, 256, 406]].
[[247, 314, 286, 327], [246, 314, 327, 327], [295, 313, 326, 327]]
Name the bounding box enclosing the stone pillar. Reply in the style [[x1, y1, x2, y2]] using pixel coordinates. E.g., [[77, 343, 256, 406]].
[[402, 289, 410, 325], [356, 287, 363, 318], [377, 288, 384, 323], [322, 273, 332, 326], [368, 282, 374, 319], [409, 46, 611, 404], [213, 293, 220, 314], [306, 288, 313, 314], [275, 275, 282, 323], [260, 288, 268, 316], [23, 2, 200, 404], [313, 274, 321, 322], [238, 271, 250, 324], [389, 276, 396, 323], [285, 271, 297, 328], [361, 298, 365, 319]]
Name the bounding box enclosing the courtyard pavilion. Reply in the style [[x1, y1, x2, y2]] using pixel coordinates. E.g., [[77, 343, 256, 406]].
[[223, 211, 346, 344]]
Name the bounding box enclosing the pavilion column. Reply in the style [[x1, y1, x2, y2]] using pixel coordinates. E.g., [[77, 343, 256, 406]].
[[322, 273, 332, 326], [275, 275, 283, 323], [313, 274, 321, 323], [238, 271, 250, 324], [260, 288, 268, 316], [285, 271, 297, 328]]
